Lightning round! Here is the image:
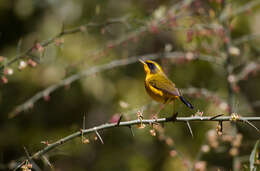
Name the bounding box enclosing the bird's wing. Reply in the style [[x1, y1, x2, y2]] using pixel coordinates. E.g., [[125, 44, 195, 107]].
[[148, 77, 180, 97]]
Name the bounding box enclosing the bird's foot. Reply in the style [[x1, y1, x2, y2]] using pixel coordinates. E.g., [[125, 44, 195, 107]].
[[166, 112, 178, 122]]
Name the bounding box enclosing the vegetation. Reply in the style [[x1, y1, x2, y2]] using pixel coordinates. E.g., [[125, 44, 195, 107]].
[[0, 0, 260, 170]]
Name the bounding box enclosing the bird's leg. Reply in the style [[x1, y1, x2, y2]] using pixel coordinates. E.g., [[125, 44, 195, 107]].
[[172, 100, 178, 121], [166, 100, 179, 122], [153, 104, 166, 127]]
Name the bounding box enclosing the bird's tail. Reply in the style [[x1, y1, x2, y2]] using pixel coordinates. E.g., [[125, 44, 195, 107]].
[[179, 96, 194, 109]]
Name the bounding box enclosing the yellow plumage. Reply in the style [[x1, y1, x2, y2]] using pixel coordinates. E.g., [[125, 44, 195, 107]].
[[139, 59, 193, 109]]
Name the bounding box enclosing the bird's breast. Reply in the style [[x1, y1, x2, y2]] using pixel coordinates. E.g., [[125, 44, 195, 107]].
[[144, 81, 168, 103]]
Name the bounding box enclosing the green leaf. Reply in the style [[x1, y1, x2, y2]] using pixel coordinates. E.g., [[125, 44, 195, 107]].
[[250, 140, 259, 171]]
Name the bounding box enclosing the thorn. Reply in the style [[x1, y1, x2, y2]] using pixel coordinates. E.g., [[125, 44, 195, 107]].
[[128, 125, 134, 137], [186, 121, 194, 138], [42, 155, 55, 170], [210, 114, 224, 120], [95, 130, 104, 144], [117, 115, 123, 127], [241, 119, 260, 134], [23, 146, 31, 159]]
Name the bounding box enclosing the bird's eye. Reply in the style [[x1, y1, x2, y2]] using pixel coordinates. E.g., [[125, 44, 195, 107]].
[[146, 62, 156, 71]]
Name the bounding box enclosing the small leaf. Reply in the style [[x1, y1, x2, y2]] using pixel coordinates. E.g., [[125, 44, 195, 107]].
[[250, 140, 259, 171]]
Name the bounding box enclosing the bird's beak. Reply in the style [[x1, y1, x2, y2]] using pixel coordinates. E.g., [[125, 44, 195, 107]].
[[138, 59, 145, 65]]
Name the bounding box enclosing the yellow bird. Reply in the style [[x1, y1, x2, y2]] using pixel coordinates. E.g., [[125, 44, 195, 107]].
[[139, 59, 194, 109]]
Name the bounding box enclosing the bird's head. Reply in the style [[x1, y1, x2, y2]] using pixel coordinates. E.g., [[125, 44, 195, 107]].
[[139, 59, 164, 75]]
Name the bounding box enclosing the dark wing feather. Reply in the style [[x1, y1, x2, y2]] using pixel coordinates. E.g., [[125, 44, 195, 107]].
[[148, 77, 180, 96]]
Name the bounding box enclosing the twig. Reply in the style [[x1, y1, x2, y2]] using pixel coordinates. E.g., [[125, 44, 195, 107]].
[[13, 115, 260, 170], [220, 1, 260, 21], [235, 61, 260, 82], [9, 51, 219, 118], [23, 147, 42, 171], [0, 17, 130, 72], [233, 33, 260, 45]]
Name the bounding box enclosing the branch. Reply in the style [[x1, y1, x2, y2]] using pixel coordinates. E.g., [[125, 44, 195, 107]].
[[235, 60, 260, 82], [13, 115, 260, 170], [233, 33, 260, 45], [1, 0, 195, 75], [0, 17, 131, 73], [220, 1, 260, 21], [9, 51, 219, 118]]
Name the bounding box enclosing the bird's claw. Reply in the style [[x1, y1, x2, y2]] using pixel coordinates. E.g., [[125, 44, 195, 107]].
[[166, 112, 178, 122]]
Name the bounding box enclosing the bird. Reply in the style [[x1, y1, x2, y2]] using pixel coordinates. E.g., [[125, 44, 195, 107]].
[[139, 59, 194, 111]]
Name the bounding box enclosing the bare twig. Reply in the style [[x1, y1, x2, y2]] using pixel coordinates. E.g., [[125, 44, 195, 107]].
[[0, 17, 130, 73], [23, 147, 42, 171], [13, 115, 260, 170], [235, 61, 260, 82], [9, 51, 218, 118], [233, 33, 260, 45], [220, 1, 260, 21]]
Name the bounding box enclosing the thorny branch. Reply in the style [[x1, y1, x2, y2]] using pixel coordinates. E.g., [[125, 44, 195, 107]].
[[13, 115, 260, 171]]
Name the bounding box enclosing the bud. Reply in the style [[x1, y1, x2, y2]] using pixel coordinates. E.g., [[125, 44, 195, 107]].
[[18, 60, 27, 70], [229, 46, 240, 56], [43, 94, 50, 101], [201, 145, 210, 153], [27, 163, 32, 169], [186, 52, 194, 61], [150, 129, 156, 136], [0, 56, 5, 62], [229, 147, 238, 156], [119, 101, 129, 108], [4, 68, 13, 75], [149, 23, 159, 34], [194, 161, 207, 171], [228, 75, 236, 83], [55, 38, 64, 46], [219, 102, 228, 111], [165, 44, 173, 52], [28, 59, 37, 67], [1, 76, 8, 84], [165, 137, 174, 146], [109, 114, 121, 123], [169, 150, 177, 157], [35, 43, 44, 53], [80, 26, 87, 32], [83, 138, 90, 144]]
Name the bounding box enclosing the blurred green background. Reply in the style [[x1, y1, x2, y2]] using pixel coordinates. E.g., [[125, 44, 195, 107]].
[[1, 0, 260, 170]]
